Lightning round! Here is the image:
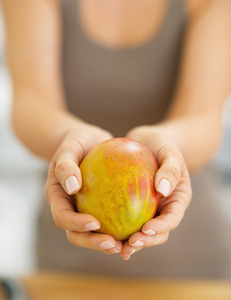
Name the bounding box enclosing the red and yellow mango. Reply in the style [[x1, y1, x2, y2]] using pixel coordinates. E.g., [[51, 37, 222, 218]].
[[75, 138, 159, 241]]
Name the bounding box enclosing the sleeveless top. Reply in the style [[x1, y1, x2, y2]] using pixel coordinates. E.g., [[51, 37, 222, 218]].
[[61, 0, 186, 136], [37, 0, 231, 278]]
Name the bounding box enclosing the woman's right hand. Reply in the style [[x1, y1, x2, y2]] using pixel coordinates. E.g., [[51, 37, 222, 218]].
[[45, 124, 123, 255]]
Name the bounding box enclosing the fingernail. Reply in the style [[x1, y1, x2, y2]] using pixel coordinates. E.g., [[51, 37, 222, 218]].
[[123, 256, 131, 261], [85, 222, 100, 231], [130, 240, 144, 247], [142, 229, 156, 236], [108, 247, 121, 253], [157, 179, 171, 197], [128, 249, 136, 255], [65, 176, 79, 194], [122, 249, 136, 255], [100, 241, 115, 250]]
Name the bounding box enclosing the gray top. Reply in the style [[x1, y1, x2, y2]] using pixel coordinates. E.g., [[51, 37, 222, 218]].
[[37, 0, 231, 278], [61, 0, 186, 136]]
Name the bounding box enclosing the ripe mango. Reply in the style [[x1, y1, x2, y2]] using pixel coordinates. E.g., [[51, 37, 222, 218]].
[[75, 138, 159, 241]]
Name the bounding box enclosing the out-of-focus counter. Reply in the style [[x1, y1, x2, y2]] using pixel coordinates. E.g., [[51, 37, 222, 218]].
[[1, 272, 231, 300]]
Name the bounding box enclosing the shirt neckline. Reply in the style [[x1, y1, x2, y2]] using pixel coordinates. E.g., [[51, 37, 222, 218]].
[[75, 0, 173, 53]]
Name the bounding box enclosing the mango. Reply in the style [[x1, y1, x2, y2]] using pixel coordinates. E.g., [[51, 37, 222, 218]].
[[75, 138, 159, 241]]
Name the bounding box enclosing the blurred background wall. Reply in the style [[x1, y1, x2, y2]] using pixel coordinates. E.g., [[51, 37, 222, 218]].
[[0, 3, 230, 277]]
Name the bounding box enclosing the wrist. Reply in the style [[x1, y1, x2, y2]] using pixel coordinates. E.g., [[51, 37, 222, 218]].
[[126, 124, 180, 151], [60, 123, 113, 156]]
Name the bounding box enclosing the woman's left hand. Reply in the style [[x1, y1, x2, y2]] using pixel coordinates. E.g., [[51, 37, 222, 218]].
[[120, 125, 192, 260]]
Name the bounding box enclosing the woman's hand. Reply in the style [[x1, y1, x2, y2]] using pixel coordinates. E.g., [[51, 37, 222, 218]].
[[120, 125, 192, 260], [45, 124, 123, 255]]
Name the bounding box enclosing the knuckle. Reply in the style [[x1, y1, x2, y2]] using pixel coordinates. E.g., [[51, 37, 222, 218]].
[[158, 218, 172, 232], [163, 219, 171, 231], [160, 210, 180, 231], [55, 161, 71, 178], [70, 214, 80, 231], [156, 144, 183, 184], [70, 139, 85, 160], [155, 143, 179, 161], [85, 236, 99, 250], [55, 139, 84, 163], [169, 212, 181, 230], [54, 144, 71, 161], [53, 209, 71, 230], [61, 140, 82, 155], [53, 213, 64, 230], [155, 144, 169, 163], [168, 165, 181, 183], [156, 232, 169, 246]]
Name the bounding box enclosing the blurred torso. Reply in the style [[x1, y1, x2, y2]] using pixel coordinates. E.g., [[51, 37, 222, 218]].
[[38, 0, 231, 279], [61, 0, 188, 136]]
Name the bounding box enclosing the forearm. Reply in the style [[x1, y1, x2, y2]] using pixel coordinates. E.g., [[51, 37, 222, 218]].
[[154, 0, 231, 172], [12, 89, 91, 160], [2, 0, 82, 161]]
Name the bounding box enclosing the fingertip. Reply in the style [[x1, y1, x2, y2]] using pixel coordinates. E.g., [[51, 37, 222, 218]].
[[75, 213, 101, 232], [115, 240, 123, 252], [142, 228, 157, 236], [84, 221, 101, 231], [122, 254, 131, 261], [99, 240, 115, 250], [156, 178, 171, 197], [141, 219, 158, 236], [108, 241, 123, 254], [129, 240, 144, 247], [64, 175, 80, 195]]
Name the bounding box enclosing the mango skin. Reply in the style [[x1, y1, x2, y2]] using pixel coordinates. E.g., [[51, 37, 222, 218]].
[[75, 138, 159, 241]]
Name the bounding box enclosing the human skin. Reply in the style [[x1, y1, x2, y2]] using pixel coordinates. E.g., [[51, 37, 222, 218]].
[[2, 0, 231, 259]]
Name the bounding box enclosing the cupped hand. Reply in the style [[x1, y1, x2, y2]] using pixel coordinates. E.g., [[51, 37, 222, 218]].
[[120, 125, 192, 260], [45, 124, 123, 255]]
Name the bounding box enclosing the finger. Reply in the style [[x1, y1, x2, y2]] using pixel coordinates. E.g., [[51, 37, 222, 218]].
[[54, 138, 84, 195], [128, 231, 169, 248], [120, 241, 137, 259], [107, 241, 123, 254], [154, 144, 184, 197], [52, 203, 101, 232], [66, 230, 121, 253], [142, 194, 188, 235], [120, 251, 134, 260], [92, 240, 123, 255], [120, 232, 169, 260], [45, 166, 101, 232]]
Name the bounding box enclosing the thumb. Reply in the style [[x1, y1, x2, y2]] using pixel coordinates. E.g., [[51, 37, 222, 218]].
[[54, 138, 85, 195], [154, 145, 184, 197]]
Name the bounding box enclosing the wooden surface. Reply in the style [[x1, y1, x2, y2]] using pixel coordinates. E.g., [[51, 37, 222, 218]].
[[0, 273, 230, 300], [0, 288, 4, 300], [8, 272, 229, 300]]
